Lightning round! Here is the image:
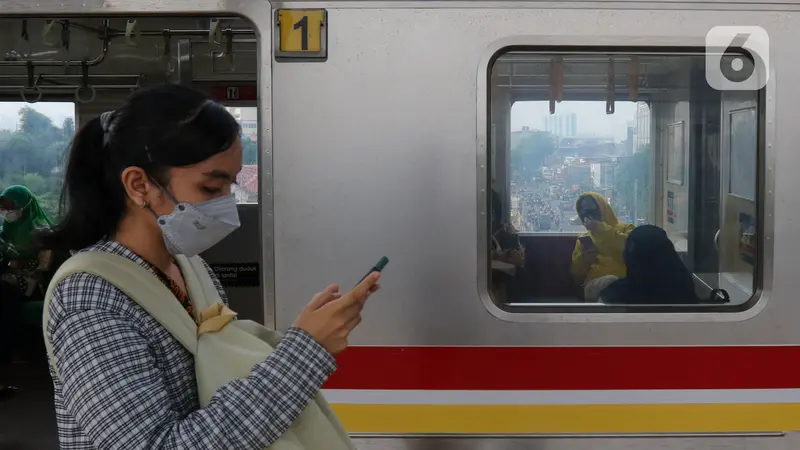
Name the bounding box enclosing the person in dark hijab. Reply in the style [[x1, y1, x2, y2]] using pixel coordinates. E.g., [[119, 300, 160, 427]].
[[490, 189, 525, 303], [599, 225, 700, 305]]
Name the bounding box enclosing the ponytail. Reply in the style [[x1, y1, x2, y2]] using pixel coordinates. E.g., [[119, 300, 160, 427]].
[[36, 116, 126, 251], [35, 84, 241, 251]]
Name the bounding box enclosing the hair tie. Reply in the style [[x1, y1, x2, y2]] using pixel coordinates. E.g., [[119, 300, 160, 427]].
[[99, 110, 116, 147]]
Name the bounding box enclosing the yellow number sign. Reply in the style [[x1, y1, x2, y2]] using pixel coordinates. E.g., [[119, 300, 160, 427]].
[[278, 9, 325, 53]]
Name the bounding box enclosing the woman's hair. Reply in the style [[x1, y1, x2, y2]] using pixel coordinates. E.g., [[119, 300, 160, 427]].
[[37, 84, 241, 251]]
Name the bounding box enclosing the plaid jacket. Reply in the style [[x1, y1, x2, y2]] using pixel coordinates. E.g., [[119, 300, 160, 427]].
[[46, 240, 337, 449]]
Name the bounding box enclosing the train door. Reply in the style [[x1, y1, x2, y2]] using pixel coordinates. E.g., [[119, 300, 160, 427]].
[[196, 83, 263, 324], [718, 91, 759, 304]]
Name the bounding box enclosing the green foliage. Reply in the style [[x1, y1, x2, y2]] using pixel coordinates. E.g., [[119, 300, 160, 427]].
[[0, 106, 71, 221], [613, 144, 652, 223], [510, 131, 557, 184]]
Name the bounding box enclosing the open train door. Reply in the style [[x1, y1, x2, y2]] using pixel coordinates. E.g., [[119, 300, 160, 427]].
[[197, 82, 264, 324], [717, 90, 758, 304]]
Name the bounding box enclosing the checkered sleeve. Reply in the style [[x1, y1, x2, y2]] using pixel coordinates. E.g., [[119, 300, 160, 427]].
[[50, 280, 338, 449]]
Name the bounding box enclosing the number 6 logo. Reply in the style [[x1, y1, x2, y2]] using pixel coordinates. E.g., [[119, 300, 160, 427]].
[[706, 26, 770, 91]]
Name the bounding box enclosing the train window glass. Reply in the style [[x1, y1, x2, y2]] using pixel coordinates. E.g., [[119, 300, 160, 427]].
[[507, 101, 653, 234], [488, 50, 761, 311], [225, 106, 259, 204], [0, 102, 76, 221], [729, 107, 757, 200]]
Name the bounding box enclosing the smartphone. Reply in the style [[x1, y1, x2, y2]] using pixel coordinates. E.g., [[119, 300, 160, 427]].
[[578, 235, 595, 250], [356, 256, 389, 286]]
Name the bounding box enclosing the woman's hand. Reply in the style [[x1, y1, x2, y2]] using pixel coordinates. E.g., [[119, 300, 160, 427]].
[[292, 273, 381, 355], [496, 250, 524, 267], [583, 218, 603, 234]]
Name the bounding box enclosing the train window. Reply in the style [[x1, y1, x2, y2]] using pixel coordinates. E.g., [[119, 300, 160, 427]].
[[225, 106, 259, 204], [0, 17, 259, 206], [0, 101, 76, 221], [488, 49, 762, 312]]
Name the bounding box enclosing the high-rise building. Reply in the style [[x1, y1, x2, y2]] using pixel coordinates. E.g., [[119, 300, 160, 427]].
[[225, 106, 258, 141], [635, 102, 651, 152], [543, 113, 578, 138], [626, 120, 635, 155]]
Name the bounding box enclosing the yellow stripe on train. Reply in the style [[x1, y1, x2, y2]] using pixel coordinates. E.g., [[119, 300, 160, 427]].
[[332, 403, 800, 433]]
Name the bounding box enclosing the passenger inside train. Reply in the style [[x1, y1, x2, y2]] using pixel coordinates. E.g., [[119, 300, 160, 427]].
[[569, 192, 634, 302], [491, 189, 525, 303], [0, 185, 55, 401], [598, 224, 700, 305]]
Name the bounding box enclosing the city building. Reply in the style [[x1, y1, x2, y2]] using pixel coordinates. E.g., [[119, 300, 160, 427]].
[[625, 120, 635, 156], [225, 106, 258, 141], [635, 102, 651, 152], [543, 113, 578, 138]]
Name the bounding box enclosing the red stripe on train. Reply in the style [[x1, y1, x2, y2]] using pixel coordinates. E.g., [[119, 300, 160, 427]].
[[324, 346, 800, 390]]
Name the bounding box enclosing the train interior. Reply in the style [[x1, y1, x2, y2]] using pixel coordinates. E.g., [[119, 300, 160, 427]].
[[489, 49, 760, 310], [0, 15, 260, 449]]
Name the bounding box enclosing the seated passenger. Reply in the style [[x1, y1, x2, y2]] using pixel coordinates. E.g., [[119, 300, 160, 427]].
[[0, 185, 54, 401], [491, 189, 525, 303], [0, 185, 55, 295], [569, 192, 634, 302], [599, 225, 700, 305]]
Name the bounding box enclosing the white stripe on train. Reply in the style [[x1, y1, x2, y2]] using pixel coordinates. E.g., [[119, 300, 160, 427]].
[[322, 389, 800, 405]]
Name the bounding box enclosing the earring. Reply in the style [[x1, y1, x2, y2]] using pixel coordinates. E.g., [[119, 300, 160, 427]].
[[141, 201, 149, 209]]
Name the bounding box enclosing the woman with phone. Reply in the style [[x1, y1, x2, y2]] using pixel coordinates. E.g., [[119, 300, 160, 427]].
[[38, 84, 380, 449], [569, 192, 634, 302]]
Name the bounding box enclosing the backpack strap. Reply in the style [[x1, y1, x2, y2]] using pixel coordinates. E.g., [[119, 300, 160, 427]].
[[43, 251, 199, 380]]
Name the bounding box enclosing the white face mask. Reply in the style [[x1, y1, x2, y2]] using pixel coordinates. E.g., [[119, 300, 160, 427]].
[[4, 210, 21, 222], [155, 193, 241, 257]]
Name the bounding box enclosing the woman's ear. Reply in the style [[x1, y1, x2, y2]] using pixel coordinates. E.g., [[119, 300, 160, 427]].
[[120, 167, 153, 209]]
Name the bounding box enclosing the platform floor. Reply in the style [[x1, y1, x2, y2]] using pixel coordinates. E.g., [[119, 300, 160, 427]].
[[0, 361, 59, 450]]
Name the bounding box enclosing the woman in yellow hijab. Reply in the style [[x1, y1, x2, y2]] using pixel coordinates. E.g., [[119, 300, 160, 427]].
[[569, 192, 635, 301]]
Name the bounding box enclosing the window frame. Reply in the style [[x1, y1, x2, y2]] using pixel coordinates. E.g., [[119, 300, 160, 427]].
[[478, 42, 773, 322]]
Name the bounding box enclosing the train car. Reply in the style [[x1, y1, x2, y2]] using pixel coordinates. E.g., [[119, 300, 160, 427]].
[[0, 1, 797, 449]]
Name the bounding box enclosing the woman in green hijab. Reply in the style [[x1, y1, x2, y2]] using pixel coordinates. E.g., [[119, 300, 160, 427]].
[[0, 185, 54, 258], [0, 185, 54, 401]]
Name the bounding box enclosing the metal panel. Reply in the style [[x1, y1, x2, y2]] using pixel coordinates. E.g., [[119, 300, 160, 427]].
[[273, 6, 785, 345], [350, 434, 795, 450]]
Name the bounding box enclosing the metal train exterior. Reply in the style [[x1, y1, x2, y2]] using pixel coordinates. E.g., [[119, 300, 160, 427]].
[[1, 1, 799, 449]]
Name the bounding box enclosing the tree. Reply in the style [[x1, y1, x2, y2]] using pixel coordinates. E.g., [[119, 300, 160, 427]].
[[613, 144, 652, 223], [510, 131, 557, 184], [61, 117, 75, 138], [0, 107, 72, 220]]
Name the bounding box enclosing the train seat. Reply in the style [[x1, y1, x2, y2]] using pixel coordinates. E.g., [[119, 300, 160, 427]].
[[519, 235, 584, 301]]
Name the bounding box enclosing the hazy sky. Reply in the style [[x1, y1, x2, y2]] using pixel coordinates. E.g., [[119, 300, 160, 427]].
[[0, 100, 638, 141], [511, 101, 638, 142], [0, 101, 76, 131]]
